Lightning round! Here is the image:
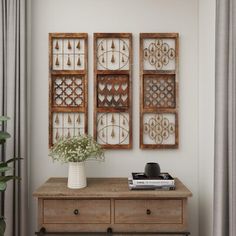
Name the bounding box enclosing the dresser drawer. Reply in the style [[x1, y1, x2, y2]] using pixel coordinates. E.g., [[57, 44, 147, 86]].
[[43, 199, 111, 224], [115, 199, 183, 224]]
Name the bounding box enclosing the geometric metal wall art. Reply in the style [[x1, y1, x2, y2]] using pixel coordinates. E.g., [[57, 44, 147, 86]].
[[49, 33, 88, 147], [94, 33, 132, 149], [140, 33, 179, 149], [143, 113, 177, 146]]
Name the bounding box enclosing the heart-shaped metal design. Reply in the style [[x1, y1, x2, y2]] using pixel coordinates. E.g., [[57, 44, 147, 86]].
[[114, 95, 120, 102], [107, 84, 112, 91], [114, 84, 120, 91], [121, 94, 128, 101], [98, 94, 105, 102], [99, 83, 105, 91], [121, 83, 128, 91], [107, 95, 112, 102]]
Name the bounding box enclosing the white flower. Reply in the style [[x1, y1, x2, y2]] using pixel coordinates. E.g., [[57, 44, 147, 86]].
[[49, 135, 104, 163]]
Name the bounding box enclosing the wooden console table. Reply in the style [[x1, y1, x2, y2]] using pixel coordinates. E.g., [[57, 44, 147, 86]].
[[33, 178, 192, 235]]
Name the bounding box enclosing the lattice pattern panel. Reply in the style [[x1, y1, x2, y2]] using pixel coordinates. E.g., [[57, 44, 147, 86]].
[[94, 33, 132, 149], [52, 75, 84, 107], [97, 113, 129, 145], [140, 33, 179, 149], [143, 113, 177, 145], [53, 113, 85, 144], [97, 75, 129, 108], [52, 38, 85, 71], [143, 75, 175, 108], [49, 33, 88, 147], [96, 38, 130, 70]]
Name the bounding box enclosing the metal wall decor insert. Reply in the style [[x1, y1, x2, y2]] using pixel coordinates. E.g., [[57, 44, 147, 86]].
[[97, 38, 130, 70], [94, 33, 132, 149], [144, 75, 175, 108], [140, 33, 179, 149], [49, 33, 88, 147], [143, 113, 176, 145], [97, 113, 129, 145], [53, 113, 85, 142], [143, 39, 176, 70], [52, 38, 85, 70], [97, 75, 129, 108], [52, 75, 84, 107]]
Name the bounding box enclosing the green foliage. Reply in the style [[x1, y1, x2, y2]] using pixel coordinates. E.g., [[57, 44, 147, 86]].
[[0, 217, 6, 236], [0, 116, 10, 122], [0, 116, 11, 145], [0, 157, 22, 192], [0, 116, 22, 235], [49, 135, 104, 163]]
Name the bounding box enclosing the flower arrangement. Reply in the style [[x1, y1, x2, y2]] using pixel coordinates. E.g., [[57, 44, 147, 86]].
[[49, 135, 104, 163]]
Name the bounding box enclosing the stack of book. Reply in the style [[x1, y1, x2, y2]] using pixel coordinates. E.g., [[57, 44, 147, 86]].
[[128, 172, 175, 190]]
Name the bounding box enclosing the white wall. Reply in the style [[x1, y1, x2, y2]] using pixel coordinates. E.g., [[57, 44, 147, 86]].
[[30, 0, 202, 235]]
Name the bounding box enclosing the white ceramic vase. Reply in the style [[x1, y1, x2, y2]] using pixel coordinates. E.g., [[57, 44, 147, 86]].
[[67, 162, 87, 189]]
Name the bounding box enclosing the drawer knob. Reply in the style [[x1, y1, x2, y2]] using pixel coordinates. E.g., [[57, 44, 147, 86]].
[[73, 209, 79, 215], [146, 209, 151, 215], [107, 227, 113, 234]]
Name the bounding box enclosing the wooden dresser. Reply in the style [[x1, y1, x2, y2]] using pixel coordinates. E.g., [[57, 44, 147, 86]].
[[33, 178, 192, 235]]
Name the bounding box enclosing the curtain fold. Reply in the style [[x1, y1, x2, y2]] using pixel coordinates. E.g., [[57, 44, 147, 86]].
[[0, 0, 28, 236], [214, 0, 236, 235]]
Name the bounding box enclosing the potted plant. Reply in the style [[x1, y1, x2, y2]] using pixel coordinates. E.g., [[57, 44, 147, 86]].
[[49, 135, 104, 189], [0, 116, 21, 235]]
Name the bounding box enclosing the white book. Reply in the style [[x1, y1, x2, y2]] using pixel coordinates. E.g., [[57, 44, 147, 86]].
[[131, 172, 175, 186], [128, 179, 175, 190]]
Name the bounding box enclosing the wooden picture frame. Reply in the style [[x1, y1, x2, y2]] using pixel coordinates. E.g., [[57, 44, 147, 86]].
[[49, 33, 88, 147], [94, 33, 132, 149], [140, 33, 179, 149]]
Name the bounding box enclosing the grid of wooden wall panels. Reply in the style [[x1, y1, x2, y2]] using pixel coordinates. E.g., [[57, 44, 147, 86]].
[[140, 33, 179, 149], [94, 33, 132, 149], [49, 33, 88, 147]]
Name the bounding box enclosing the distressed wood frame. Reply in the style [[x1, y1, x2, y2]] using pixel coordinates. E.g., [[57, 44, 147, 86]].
[[94, 33, 132, 149], [49, 33, 88, 147], [140, 33, 179, 149]]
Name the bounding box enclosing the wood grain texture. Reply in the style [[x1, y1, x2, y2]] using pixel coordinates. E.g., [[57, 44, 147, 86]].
[[48, 33, 88, 147], [140, 33, 179, 149], [34, 178, 192, 233], [114, 199, 182, 224], [93, 33, 132, 149], [43, 199, 111, 224], [33, 178, 192, 198]]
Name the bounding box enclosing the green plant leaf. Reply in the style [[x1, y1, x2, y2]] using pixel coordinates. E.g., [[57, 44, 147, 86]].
[[0, 182, 7, 192], [0, 166, 12, 173], [0, 131, 11, 140], [0, 162, 7, 168], [0, 217, 6, 235], [6, 157, 23, 164], [0, 116, 10, 122], [0, 176, 21, 182]]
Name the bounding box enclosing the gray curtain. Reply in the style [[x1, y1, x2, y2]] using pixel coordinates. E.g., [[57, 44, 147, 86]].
[[0, 0, 28, 236], [214, 0, 236, 235]]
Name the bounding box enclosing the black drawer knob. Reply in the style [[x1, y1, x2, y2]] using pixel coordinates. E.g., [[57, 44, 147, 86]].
[[107, 227, 113, 234], [146, 209, 151, 215], [73, 209, 79, 215]]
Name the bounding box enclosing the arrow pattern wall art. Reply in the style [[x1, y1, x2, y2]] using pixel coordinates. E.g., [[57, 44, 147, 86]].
[[49, 33, 88, 146], [52, 38, 85, 71], [94, 33, 132, 149]]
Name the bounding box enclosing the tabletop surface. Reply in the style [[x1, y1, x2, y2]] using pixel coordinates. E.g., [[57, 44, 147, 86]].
[[33, 177, 192, 199]]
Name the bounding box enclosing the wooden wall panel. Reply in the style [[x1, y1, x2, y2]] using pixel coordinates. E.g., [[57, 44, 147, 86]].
[[49, 33, 88, 147], [140, 33, 179, 149], [94, 33, 132, 149]]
